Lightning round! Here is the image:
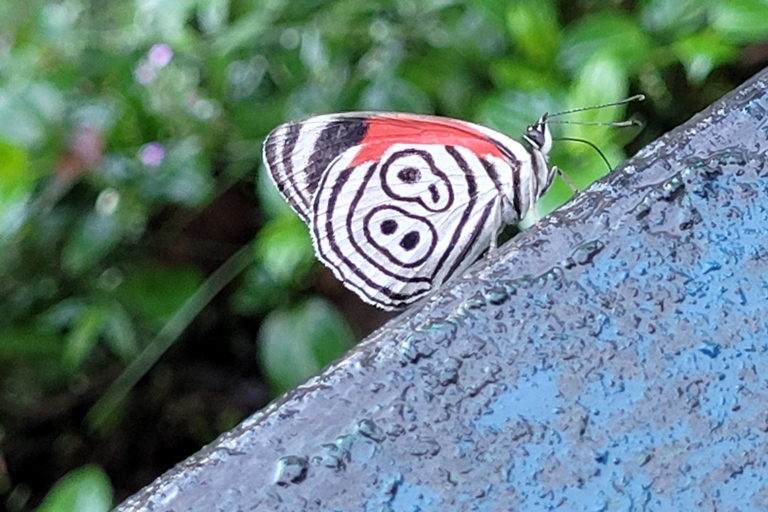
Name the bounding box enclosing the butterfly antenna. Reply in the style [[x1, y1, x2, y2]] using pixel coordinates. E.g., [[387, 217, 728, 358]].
[[548, 94, 645, 118], [548, 118, 642, 128], [553, 136, 613, 171]]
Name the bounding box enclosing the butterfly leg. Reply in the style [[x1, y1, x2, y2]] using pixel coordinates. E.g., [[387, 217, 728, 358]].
[[555, 166, 579, 194], [489, 203, 502, 253]]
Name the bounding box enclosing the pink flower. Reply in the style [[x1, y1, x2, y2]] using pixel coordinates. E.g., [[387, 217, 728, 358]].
[[140, 142, 165, 167], [148, 44, 173, 68]]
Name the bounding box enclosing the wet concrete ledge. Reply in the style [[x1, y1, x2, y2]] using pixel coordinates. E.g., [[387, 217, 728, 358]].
[[115, 67, 768, 512]]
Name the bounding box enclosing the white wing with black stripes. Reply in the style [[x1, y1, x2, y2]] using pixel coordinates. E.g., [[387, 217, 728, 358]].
[[262, 112, 553, 310], [264, 115, 369, 223]]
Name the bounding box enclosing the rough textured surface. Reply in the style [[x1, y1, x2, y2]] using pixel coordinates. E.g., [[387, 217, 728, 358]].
[[115, 68, 768, 512]]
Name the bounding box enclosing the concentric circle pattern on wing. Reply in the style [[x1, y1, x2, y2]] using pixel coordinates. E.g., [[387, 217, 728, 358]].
[[312, 143, 504, 309]]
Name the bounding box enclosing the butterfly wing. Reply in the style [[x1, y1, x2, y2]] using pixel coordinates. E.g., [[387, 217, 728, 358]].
[[263, 115, 369, 223], [263, 113, 530, 309]]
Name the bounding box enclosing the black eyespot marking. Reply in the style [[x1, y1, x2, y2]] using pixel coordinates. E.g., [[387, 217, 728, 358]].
[[380, 219, 398, 235], [428, 184, 440, 203], [400, 231, 420, 251], [397, 167, 420, 183]]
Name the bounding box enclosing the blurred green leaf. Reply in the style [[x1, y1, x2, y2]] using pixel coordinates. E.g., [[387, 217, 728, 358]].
[[0, 327, 62, 360], [710, 0, 768, 43], [560, 55, 629, 190], [559, 12, 656, 76], [198, 0, 230, 35], [255, 214, 315, 284], [360, 77, 433, 113], [138, 138, 214, 208], [468, 0, 509, 30], [258, 298, 353, 393], [230, 265, 283, 315], [257, 163, 296, 220], [640, 0, 709, 36], [0, 83, 65, 148], [534, 55, 630, 218], [38, 298, 87, 331], [133, 0, 199, 44], [62, 306, 105, 373], [114, 264, 204, 327], [0, 142, 31, 193], [213, 1, 286, 55], [506, 0, 560, 68], [101, 301, 139, 363], [62, 211, 124, 277], [476, 89, 564, 140], [566, 54, 630, 142], [489, 58, 561, 92], [33, 465, 112, 512], [0, 141, 32, 238], [673, 32, 740, 83]]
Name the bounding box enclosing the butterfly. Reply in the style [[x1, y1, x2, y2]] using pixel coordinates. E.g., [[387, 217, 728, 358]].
[[262, 100, 643, 310]]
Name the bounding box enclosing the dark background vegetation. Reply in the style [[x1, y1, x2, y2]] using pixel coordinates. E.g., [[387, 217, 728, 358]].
[[1, 0, 767, 510]]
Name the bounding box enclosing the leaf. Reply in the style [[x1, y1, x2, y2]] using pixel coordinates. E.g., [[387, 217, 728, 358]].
[[61, 211, 124, 277], [639, 0, 709, 35], [559, 12, 656, 76], [673, 32, 739, 83], [212, 0, 286, 55], [475, 89, 565, 141], [197, 0, 230, 35], [62, 306, 106, 373], [114, 264, 204, 327], [0, 327, 62, 360], [133, 0, 199, 44], [489, 58, 561, 92], [254, 214, 315, 285], [566, 54, 630, 138], [535, 55, 630, 219], [33, 465, 112, 512], [101, 302, 139, 363], [360, 77, 433, 114], [0, 83, 65, 148], [468, 0, 509, 30], [257, 164, 295, 220], [0, 141, 32, 238], [506, 0, 561, 68], [138, 138, 214, 208], [710, 0, 768, 43], [230, 265, 283, 314], [562, 65, 629, 180], [258, 298, 354, 393]]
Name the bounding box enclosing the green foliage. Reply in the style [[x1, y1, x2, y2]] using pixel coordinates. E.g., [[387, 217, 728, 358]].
[[33, 465, 112, 512], [0, 0, 766, 507], [258, 298, 354, 393]]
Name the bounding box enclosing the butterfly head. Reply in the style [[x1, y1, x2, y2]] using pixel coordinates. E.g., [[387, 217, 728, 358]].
[[523, 114, 553, 156]]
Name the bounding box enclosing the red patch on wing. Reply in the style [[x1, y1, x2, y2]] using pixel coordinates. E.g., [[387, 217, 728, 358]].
[[350, 115, 504, 166]]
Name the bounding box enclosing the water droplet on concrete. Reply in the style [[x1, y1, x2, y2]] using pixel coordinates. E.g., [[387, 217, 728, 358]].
[[699, 341, 721, 358], [320, 442, 348, 470], [399, 334, 436, 364], [357, 419, 385, 442], [483, 287, 509, 305], [274, 455, 308, 486], [437, 357, 462, 386], [409, 437, 441, 457]]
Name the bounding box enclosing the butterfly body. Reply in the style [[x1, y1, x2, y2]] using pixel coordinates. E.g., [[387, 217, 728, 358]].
[[264, 112, 555, 310]]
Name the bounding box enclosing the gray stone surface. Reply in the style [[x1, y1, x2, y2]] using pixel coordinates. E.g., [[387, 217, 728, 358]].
[[115, 67, 768, 512]]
